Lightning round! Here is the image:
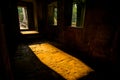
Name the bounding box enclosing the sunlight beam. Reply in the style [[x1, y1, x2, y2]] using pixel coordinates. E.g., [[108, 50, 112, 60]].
[[29, 43, 94, 80]]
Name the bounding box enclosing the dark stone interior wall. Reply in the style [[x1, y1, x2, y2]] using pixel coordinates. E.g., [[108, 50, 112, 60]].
[[36, 0, 48, 38], [0, 0, 20, 79], [1, 0, 20, 58], [44, 0, 119, 64]]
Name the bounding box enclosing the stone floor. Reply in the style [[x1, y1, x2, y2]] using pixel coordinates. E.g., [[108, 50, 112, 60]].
[[29, 42, 94, 80], [14, 43, 65, 80], [13, 40, 96, 80], [13, 40, 118, 80]]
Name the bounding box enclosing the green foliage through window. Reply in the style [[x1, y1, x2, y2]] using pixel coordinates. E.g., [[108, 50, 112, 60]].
[[71, 0, 86, 28], [54, 8, 57, 25], [18, 7, 23, 22], [17, 6, 28, 30], [72, 4, 77, 27]]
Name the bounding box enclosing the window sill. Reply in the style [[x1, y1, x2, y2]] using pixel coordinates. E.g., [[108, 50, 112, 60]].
[[71, 26, 84, 28], [20, 30, 39, 35]]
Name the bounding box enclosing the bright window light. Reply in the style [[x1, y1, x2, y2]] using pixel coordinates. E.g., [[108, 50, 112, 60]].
[[18, 6, 28, 30]]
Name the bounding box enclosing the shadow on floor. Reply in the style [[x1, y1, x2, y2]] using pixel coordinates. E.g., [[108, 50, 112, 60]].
[[14, 43, 65, 80], [13, 40, 119, 80]]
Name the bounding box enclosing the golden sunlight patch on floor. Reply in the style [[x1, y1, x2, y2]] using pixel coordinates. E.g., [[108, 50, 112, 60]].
[[29, 43, 94, 80], [21, 31, 39, 34]]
